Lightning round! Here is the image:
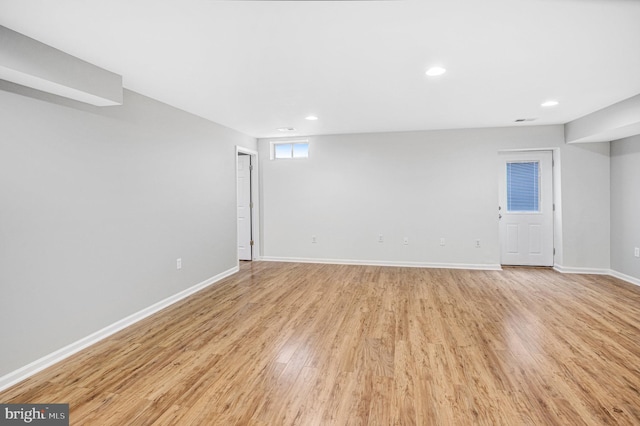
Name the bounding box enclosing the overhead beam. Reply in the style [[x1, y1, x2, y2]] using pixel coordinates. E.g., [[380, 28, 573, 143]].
[[565, 94, 640, 143], [0, 26, 122, 106]]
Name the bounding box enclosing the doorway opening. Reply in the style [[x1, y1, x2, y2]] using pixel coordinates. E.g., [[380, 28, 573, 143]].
[[236, 147, 259, 262]]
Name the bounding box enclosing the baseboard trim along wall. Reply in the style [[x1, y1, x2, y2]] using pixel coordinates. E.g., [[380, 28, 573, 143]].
[[0, 266, 239, 392], [262, 259, 640, 288], [554, 264, 640, 287], [553, 264, 611, 275], [609, 269, 640, 287], [261, 256, 503, 271]]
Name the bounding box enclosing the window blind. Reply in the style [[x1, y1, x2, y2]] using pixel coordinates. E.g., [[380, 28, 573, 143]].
[[506, 162, 539, 212]]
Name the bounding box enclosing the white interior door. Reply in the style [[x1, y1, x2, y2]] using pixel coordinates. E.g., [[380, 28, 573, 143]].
[[499, 151, 553, 266], [237, 154, 252, 261]]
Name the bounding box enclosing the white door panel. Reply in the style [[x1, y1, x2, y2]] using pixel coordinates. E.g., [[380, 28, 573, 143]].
[[506, 224, 519, 253], [499, 151, 553, 266], [529, 224, 542, 254]]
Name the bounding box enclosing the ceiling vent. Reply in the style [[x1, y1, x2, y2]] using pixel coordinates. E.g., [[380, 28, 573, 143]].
[[514, 118, 537, 122]]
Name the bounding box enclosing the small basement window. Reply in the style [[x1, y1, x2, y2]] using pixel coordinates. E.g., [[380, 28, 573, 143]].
[[271, 140, 309, 160]]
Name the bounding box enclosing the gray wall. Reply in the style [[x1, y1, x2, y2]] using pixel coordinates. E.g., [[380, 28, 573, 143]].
[[561, 142, 611, 268], [0, 85, 255, 377], [259, 126, 610, 269], [611, 134, 640, 279]]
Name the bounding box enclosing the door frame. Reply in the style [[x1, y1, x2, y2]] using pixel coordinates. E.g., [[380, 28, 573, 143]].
[[497, 148, 562, 268], [236, 146, 260, 262]]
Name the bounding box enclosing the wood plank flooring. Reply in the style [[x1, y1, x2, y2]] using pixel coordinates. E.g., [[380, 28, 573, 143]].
[[2, 262, 640, 425]]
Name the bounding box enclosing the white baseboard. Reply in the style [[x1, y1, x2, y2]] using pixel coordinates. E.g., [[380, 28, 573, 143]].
[[260, 256, 502, 271], [552, 264, 611, 275], [0, 266, 238, 393], [609, 269, 640, 287], [554, 264, 640, 288]]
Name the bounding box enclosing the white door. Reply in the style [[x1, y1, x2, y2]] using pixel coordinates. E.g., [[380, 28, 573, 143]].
[[237, 154, 252, 261], [498, 151, 553, 266]]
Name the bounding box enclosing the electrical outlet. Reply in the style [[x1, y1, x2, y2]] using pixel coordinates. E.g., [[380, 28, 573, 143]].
[[378, 234, 384, 243], [312, 235, 317, 244], [403, 237, 409, 245], [475, 239, 481, 248], [440, 238, 445, 246], [176, 258, 182, 270], [635, 247, 639, 258]]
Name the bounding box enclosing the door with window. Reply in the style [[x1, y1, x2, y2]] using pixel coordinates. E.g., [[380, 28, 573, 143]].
[[498, 151, 553, 266]]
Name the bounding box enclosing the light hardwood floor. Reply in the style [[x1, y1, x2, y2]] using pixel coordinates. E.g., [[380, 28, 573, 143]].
[[2, 262, 640, 425]]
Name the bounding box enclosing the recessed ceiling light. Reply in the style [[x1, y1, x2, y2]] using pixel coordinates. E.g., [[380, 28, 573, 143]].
[[541, 100, 559, 107], [305, 115, 318, 121], [277, 127, 296, 132], [425, 66, 446, 77]]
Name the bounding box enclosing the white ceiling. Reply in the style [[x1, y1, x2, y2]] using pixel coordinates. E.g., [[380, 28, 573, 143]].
[[1, 0, 639, 138]]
